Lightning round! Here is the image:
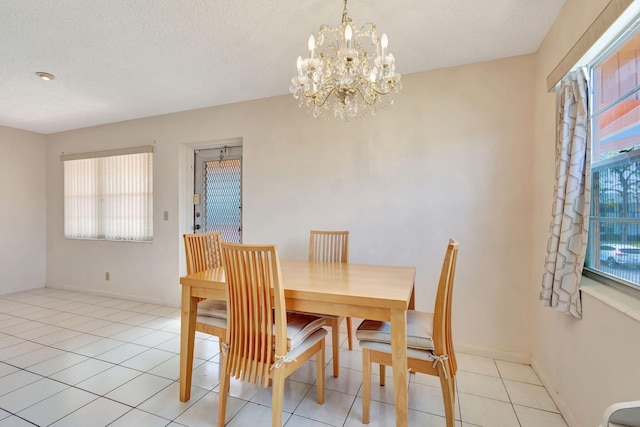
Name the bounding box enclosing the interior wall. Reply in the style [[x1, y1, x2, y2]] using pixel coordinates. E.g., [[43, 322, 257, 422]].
[[0, 125, 46, 294], [45, 54, 535, 357], [532, 0, 640, 426]]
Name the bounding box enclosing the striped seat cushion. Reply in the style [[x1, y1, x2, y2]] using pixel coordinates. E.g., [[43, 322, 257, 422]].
[[285, 312, 326, 350], [356, 310, 434, 351], [197, 299, 227, 319]]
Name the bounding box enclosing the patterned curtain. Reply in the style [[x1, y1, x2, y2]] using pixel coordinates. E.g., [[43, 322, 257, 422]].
[[540, 70, 590, 319]]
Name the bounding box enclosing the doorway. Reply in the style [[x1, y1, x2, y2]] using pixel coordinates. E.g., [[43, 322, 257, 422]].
[[193, 146, 242, 243]]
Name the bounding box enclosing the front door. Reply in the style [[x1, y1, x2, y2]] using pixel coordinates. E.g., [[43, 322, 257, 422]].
[[193, 146, 242, 243]]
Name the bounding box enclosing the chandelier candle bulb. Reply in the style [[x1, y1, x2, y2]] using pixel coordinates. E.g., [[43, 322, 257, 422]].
[[381, 33, 388, 57], [290, 0, 401, 121], [308, 35, 315, 58]]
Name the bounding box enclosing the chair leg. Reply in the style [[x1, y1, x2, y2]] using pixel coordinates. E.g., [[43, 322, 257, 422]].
[[362, 349, 372, 424], [315, 341, 325, 404], [346, 317, 353, 350], [329, 318, 340, 378], [217, 353, 231, 427], [438, 368, 455, 427], [379, 363, 386, 386], [271, 368, 286, 427]]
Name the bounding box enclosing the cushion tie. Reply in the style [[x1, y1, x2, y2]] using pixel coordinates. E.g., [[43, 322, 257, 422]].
[[431, 353, 449, 379], [271, 352, 297, 370]]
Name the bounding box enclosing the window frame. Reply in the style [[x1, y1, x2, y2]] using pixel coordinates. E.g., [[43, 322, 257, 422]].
[[61, 145, 154, 242], [584, 17, 640, 293]]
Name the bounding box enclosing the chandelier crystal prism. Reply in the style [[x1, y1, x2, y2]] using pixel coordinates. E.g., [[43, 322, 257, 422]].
[[290, 0, 401, 121]]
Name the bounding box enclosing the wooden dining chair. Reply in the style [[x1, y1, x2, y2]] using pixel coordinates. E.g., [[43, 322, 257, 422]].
[[218, 242, 327, 427], [183, 232, 227, 347], [308, 230, 352, 378], [356, 239, 460, 426]]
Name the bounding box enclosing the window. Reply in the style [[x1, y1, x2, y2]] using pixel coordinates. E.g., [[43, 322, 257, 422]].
[[62, 146, 153, 242], [586, 20, 640, 290]]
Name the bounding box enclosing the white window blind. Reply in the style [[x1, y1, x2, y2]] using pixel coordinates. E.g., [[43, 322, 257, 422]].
[[62, 146, 153, 241]]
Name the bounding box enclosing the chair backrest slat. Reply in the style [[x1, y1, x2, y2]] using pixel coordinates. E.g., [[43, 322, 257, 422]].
[[184, 232, 224, 274], [221, 243, 286, 387], [309, 230, 349, 263], [431, 239, 460, 372]]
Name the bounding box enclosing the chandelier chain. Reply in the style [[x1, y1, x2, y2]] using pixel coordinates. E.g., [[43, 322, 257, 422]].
[[342, 0, 348, 24]]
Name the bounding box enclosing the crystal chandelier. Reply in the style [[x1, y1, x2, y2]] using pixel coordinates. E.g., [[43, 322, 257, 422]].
[[290, 0, 401, 121]]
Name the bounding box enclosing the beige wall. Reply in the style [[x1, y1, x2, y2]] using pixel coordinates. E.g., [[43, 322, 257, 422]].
[[0, 125, 46, 294], [45, 54, 536, 358], [532, 0, 640, 426]]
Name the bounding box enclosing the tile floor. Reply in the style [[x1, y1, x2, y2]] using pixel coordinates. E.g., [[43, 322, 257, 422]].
[[0, 288, 568, 427]]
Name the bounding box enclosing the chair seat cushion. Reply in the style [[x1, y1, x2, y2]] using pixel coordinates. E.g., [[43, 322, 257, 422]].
[[285, 312, 326, 350], [197, 299, 227, 319], [358, 340, 436, 361], [355, 310, 434, 351], [196, 314, 227, 329]]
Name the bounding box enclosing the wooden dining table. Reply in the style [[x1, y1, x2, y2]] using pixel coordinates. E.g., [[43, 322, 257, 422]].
[[179, 259, 416, 427]]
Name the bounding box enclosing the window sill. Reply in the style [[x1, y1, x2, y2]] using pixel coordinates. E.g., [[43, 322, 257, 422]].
[[580, 274, 640, 322]]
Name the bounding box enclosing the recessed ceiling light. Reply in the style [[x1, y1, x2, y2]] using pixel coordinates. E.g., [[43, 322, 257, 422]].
[[35, 72, 55, 81]]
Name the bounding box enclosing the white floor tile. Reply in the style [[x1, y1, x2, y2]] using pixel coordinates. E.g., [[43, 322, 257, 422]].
[[294, 388, 355, 426], [75, 365, 142, 395], [109, 408, 171, 427], [456, 353, 500, 377], [0, 341, 45, 360], [458, 392, 520, 427], [73, 337, 126, 357], [105, 373, 173, 407], [51, 358, 114, 385], [323, 365, 362, 395], [284, 414, 332, 427], [51, 333, 103, 351], [31, 328, 81, 346], [27, 352, 89, 376], [0, 415, 35, 426], [174, 390, 245, 427], [514, 404, 568, 427], [0, 370, 43, 397], [0, 363, 19, 378], [227, 401, 291, 426], [0, 378, 68, 413], [190, 360, 222, 390], [132, 330, 177, 347], [50, 397, 131, 427], [496, 360, 543, 385], [95, 342, 149, 364], [120, 348, 176, 371], [344, 396, 453, 427], [138, 381, 208, 420], [456, 371, 510, 402], [408, 381, 460, 419], [504, 379, 558, 412], [5, 345, 65, 368], [16, 386, 97, 426], [250, 379, 312, 413]]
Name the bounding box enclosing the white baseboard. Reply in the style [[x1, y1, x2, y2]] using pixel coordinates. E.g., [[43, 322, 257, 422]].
[[455, 343, 531, 364], [530, 359, 579, 427], [45, 284, 179, 308]]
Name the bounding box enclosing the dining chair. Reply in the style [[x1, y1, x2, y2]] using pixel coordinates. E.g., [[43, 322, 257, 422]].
[[183, 232, 227, 347], [218, 242, 327, 427], [356, 239, 460, 426], [600, 400, 640, 427], [308, 230, 353, 378]]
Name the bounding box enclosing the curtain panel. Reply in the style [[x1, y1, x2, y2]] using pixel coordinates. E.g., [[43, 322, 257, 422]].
[[540, 70, 590, 319]]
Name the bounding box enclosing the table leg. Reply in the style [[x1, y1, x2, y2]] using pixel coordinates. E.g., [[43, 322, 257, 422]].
[[390, 308, 409, 427], [179, 286, 197, 402]]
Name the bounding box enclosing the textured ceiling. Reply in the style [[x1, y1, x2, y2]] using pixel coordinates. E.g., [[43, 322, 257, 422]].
[[0, 0, 565, 134]]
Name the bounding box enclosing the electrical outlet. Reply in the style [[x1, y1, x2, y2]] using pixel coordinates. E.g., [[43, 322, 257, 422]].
[[105, 272, 110, 281]]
